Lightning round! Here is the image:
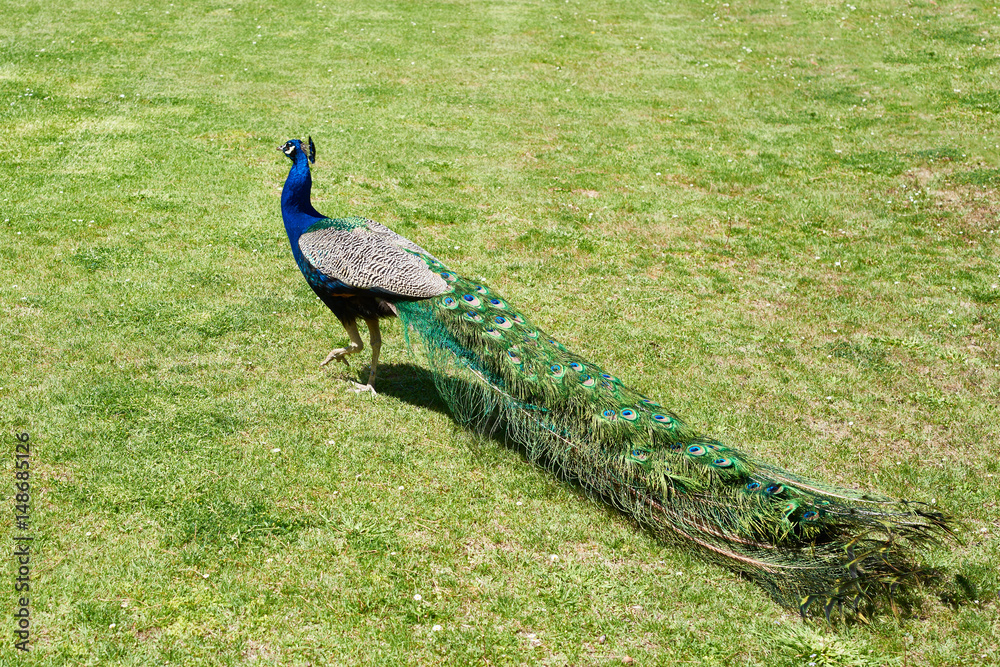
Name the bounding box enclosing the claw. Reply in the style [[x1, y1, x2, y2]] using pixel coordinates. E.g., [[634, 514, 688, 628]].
[[348, 382, 377, 397], [321, 350, 351, 367], [321, 321, 365, 367]]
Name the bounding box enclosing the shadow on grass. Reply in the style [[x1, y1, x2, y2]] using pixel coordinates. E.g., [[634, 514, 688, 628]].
[[370, 362, 453, 416]]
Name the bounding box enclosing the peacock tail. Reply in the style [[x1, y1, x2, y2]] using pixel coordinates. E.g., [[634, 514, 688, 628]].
[[392, 251, 952, 619]]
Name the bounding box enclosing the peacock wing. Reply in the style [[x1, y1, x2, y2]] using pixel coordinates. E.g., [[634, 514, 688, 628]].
[[299, 219, 448, 299], [356, 218, 441, 258]]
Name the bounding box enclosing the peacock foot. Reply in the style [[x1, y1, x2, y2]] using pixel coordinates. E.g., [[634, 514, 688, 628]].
[[320, 348, 353, 367], [347, 382, 377, 396]]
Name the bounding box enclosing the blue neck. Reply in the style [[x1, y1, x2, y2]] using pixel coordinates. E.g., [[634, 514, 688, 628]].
[[280, 151, 325, 263]]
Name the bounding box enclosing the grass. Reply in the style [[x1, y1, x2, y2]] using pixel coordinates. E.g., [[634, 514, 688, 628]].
[[1, 0, 998, 663]]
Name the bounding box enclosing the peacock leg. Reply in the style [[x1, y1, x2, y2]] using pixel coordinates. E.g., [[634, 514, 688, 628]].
[[321, 319, 364, 367], [347, 318, 381, 395]]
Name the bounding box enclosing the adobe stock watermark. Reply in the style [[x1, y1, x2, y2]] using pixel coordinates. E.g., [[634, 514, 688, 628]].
[[13, 432, 32, 652]]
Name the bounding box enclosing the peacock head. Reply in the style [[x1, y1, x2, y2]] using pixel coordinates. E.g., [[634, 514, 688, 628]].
[[279, 137, 316, 164]]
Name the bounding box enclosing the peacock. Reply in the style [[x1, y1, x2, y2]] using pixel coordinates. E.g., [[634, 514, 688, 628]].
[[278, 137, 953, 618]]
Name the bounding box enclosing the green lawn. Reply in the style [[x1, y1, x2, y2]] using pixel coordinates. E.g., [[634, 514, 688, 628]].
[[2, 0, 998, 663]]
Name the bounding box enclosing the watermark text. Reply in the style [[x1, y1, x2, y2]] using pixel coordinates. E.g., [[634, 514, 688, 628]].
[[13, 432, 31, 652]]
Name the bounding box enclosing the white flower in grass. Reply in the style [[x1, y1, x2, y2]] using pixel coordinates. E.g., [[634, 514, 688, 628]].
[[413, 594, 422, 601], [432, 624, 442, 632]]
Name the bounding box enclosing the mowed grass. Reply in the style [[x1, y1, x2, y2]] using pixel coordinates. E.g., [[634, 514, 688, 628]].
[[1, 0, 998, 663]]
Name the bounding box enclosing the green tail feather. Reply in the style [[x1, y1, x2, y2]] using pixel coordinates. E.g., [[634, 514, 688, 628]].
[[395, 254, 952, 617]]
